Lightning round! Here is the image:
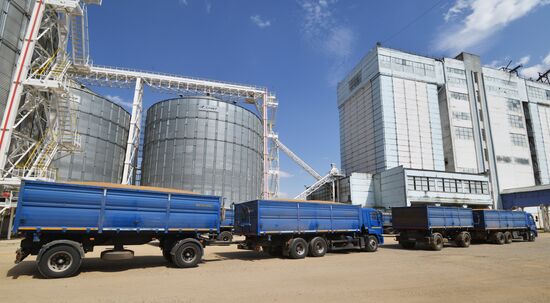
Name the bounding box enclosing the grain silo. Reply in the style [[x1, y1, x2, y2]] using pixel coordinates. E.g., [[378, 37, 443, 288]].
[[52, 85, 131, 183], [141, 96, 263, 204]]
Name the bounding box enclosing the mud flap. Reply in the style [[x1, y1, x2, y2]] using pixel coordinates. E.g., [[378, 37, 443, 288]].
[[15, 247, 30, 264]]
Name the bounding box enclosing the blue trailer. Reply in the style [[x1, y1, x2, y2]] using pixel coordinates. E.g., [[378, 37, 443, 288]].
[[217, 208, 234, 242], [234, 199, 384, 259], [13, 180, 223, 278], [392, 206, 474, 250], [471, 210, 537, 244]]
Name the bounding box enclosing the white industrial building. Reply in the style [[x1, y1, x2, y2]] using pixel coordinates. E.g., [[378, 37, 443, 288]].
[[316, 45, 550, 211]]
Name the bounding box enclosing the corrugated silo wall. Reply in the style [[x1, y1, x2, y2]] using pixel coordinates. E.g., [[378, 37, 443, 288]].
[[141, 96, 263, 204], [52, 86, 130, 183], [0, 0, 32, 116]]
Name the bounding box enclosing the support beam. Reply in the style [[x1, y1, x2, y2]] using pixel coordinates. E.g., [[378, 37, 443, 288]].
[[0, 0, 47, 174], [122, 78, 143, 184]]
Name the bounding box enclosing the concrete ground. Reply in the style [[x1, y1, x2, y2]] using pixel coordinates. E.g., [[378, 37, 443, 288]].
[[1, 234, 549, 303]]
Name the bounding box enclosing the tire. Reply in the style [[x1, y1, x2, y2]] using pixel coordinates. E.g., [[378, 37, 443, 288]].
[[172, 242, 202, 268], [528, 231, 536, 242], [493, 232, 505, 245], [288, 238, 308, 259], [430, 233, 444, 251], [504, 231, 513, 244], [400, 241, 416, 249], [455, 232, 471, 248], [308, 237, 327, 257], [364, 235, 379, 252], [37, 244, 82, 279], [217, 231, 233, 242]]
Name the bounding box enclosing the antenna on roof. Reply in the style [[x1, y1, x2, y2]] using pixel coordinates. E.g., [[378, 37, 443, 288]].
[[537, 68, 550, 84], [500, 60, 522, 76]]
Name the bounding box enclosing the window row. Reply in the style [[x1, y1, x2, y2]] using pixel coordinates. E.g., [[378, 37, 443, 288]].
[[454, 126, 473, 140], [379, 55, 435, 76], [527, 86, 550, 101], [446, 67, 465, 76], [496, 156, 530, 165], [447, 77, 467, 86], [450, 91, 469, 101], [507, 99, 521, 112], [510, 133, 527, 147], [508, 114, 524, 128], [407, 176, 489, 194], [453, 111, 471, 121], [484, 76, 518, 88]]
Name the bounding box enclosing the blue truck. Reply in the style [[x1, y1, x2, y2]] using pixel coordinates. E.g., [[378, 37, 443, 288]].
[[234, 199, 384, 258], [393, 206, 537, 250], [393, 206, 474, 250], [13, 180, 224, 278], [471, 209, 537, 244]]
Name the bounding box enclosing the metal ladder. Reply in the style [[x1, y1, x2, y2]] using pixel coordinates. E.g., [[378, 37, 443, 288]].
[[70, 7, 89, 67]]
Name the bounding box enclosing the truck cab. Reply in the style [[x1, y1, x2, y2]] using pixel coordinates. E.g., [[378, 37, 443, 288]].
[[361, 208, 384, 245], [526, 213, 538, 236]]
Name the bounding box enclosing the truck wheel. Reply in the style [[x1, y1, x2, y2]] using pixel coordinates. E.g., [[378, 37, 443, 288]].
[[504, 231, 513, 244], [308, 237, 327, 257], [456, 232, 471, 248], [217, 231, 233, 242], [288, 238, 308, 259], [430, 233, 444, 251], [365, 235, 379, 252], [37, 244, 82, 279], [528, 231, 536, 242], [493, 232, 505, 245], [400, 241, 415, 249], [172, 242, 202, 268]]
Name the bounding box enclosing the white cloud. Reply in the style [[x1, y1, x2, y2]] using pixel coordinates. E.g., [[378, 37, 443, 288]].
[[250, 15, 271, 28], [437, 0, 550, 53], [278, 170, 294, 178], [521, 52, 550, 79], [205, 0, 211, 13], [518, 55, 531, 65], [298, 0, 355, 85], [179, 0, 188, 6], [105, 95, 133, 109]]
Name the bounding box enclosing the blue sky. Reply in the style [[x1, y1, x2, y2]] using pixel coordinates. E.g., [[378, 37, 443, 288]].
[[86, 0, 550, 198]]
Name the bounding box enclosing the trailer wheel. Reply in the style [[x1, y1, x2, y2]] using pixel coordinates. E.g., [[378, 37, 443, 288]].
[[288, 238, 308, 259], [504, 231, 513, 244], [455, 232, 471, 248], [37, 244, 82, 279], [217, 231, 233, 242], [172, 242, 202, 268], [364, 235, 379, 252], [492, 232, 505, 245], [430, 233, 444, 251], [528, 231, 536, 242], [308, 237, 327, 257]]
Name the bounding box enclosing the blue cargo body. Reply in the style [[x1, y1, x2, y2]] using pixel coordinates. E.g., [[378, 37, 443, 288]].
[[221, 209, 234, 229], [14, 180, 222, 233], [235, 200, 362, 235], [235, 199, 383, 258], [392, 206, 473, 230], [473, 210, 536, 230], [392, 206, 474, 251]]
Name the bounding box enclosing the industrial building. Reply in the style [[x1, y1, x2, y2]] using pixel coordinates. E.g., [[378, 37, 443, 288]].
[[323, 44, 550, 224]]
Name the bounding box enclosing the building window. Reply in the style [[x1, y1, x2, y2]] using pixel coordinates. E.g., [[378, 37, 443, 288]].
[[453, 111, 471, 121], [507, 99, 521, 112], [348, 72, 362, 91], [515, 157, 530, 165], [447, 67, 465, 76], [510, 133, 527, 147], [447, 77, 467, 86], [443, 179, 457, 193], [455, 126, 474, 140], [379, 55, 391, 68], [508, 114, 524, 128], [450, 92, 469, 101], [527, 86, 550, 100]]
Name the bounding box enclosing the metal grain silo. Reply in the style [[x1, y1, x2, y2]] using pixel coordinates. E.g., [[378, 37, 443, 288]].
[[52, 86, 131, 183], [141, 96, 262, 204]]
